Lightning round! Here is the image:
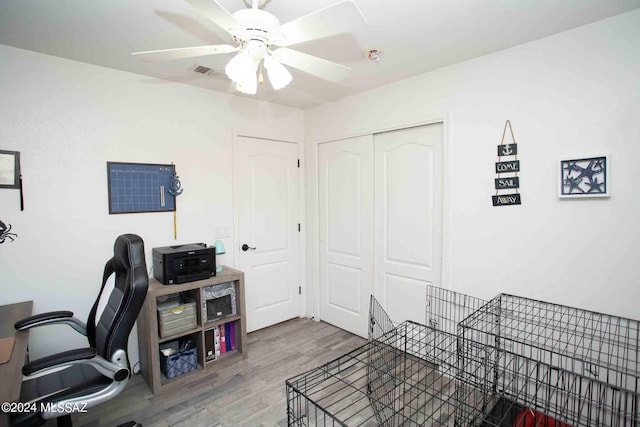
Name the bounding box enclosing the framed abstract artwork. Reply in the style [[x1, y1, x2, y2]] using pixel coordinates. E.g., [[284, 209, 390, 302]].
[[558, 154, 610, 198]]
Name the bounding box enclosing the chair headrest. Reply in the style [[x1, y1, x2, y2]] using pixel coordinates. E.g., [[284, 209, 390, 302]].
[[113, 234, 146, 277]]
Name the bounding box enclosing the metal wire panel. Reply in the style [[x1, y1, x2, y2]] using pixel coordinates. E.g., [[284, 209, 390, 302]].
[[286, 345, 372, 426], [426, 285, 488, 335], [369, 295, 396, 342], [368, 321, 462, 426]]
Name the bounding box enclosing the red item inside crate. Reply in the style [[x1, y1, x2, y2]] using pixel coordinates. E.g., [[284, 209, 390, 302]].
[[514, 408, 572, 427]]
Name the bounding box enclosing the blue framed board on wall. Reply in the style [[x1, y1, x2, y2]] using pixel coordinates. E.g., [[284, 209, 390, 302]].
[[107, 162, 176, 214]]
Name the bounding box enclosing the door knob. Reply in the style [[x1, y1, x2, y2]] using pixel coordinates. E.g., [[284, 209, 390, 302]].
[[241, 244, 256, 251]]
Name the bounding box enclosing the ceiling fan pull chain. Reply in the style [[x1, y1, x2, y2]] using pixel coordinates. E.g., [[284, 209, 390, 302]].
[[258, 61, 265, 85]]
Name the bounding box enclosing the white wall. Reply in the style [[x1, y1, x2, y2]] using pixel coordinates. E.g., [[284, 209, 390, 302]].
[[0, 44, 304, 362], [305, 10, 640, 320]]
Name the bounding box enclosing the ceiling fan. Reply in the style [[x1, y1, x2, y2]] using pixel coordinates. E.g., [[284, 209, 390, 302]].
[[132, 0, 367, 95]]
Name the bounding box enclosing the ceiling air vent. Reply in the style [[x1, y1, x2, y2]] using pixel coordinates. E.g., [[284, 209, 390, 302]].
[[193, 65, 212, 74], [190, 65, 225, 77]]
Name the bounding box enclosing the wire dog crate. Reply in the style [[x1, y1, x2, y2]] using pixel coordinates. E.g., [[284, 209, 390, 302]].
[[286, 287, 640, 426], [286, 297, 480, 426], [458, 293, 640, 427], [286, 287, 489, 426]]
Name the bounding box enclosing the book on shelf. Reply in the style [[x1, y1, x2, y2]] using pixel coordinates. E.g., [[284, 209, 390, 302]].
[[224, 322, 230, 352], [214, 327, 221, 358], [228, 322, 235, 350], [205, 328, 215, 361], [220, 324, 226, 354]]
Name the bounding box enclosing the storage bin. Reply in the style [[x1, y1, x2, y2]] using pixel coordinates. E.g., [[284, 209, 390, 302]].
[[201, 282, 237, 323], [159, 346, 198, 379], [157, 294, 197, 338]]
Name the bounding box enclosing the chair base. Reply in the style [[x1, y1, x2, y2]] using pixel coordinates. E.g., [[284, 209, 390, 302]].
[[51, 414, 140, 426]]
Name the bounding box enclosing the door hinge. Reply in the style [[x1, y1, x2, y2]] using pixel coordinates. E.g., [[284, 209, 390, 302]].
[[297, 159, 300, 168], [298, 286, 302, 295], [298, 223, 301, 232]]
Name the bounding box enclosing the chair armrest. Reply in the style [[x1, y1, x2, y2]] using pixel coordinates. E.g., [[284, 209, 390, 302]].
[[22, 348, 130, 381], [14, 311, 87, 336], [22, 347, 97, 376]]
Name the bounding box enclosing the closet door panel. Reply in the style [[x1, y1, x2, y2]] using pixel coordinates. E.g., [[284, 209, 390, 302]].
[[319, 135, 374, 337], [374, 124, 443, 324]]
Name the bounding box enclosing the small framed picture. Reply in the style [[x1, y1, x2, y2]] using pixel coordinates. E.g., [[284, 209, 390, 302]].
[[0, 150, 20, 189], [558, 154, 610, 198]]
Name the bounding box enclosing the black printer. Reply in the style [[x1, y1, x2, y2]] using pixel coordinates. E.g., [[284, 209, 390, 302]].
[[152, 243, 216, 285]]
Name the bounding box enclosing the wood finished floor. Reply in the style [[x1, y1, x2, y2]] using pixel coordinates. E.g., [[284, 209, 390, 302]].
[[64, 318, 365, 427]]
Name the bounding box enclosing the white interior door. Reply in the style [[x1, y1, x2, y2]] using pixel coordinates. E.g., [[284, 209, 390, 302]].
[[318, 135, 374, 337], [374, 124, 443, 324], [235, 136, 300, 332]]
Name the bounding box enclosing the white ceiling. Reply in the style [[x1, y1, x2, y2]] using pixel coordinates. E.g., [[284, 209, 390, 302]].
[[1, 0, 638, 109]]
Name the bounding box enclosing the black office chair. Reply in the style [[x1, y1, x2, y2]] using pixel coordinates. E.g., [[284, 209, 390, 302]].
[[11, 234, 149, 427]]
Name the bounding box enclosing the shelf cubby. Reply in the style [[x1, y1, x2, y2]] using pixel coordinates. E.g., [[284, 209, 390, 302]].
[[137, 267, 246, 395]]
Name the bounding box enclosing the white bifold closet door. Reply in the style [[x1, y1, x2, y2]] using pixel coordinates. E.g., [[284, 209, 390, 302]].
[[373, 125, 443, 325], [319, 123, 443, 336], [319, 135, 374, 337]]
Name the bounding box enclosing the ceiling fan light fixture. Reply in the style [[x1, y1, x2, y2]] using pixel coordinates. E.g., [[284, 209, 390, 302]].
[[225, 50, 255, 83], [235, 79, 258, 95], [264, 55, 292, 90]]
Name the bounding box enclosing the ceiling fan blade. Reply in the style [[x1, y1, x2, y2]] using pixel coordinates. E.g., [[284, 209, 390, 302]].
[[184, 0, 240, 35], [132, 44, 239, 62], [276, 0, 367, 47], [272, 48, 351, 83]]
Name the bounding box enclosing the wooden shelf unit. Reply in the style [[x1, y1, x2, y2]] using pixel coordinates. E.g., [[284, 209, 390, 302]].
[[137, 267, 247, 395]]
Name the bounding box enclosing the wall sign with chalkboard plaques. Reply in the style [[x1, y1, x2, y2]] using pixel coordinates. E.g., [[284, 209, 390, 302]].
[[107, 162, 178, 214], [492, 120, 522, 207]]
